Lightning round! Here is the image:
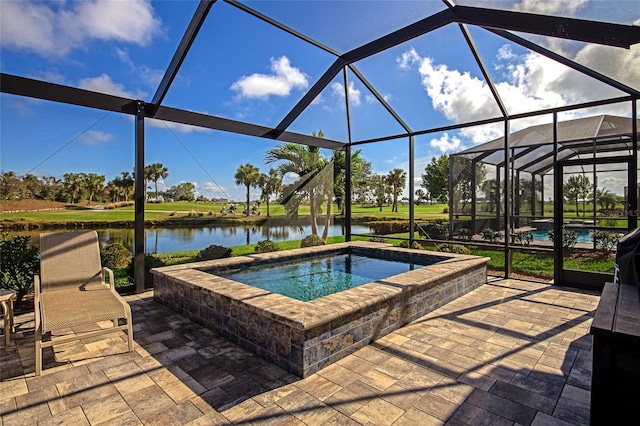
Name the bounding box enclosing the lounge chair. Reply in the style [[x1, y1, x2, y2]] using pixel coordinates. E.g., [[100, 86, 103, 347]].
[[34, 231, 133, 376]]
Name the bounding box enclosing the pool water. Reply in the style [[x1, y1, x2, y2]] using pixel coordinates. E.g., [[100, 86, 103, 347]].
[[531, 229, 593, 244], [215, 252, 441, 301]]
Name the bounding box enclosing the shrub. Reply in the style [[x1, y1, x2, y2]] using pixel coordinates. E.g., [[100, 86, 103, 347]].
[[368, 221, 410, 235], [100, 243, 131, 269], [437, 243, 471, 255], [126, 254, 165, 288], [481, 228, 502, 244], [399, 240, 423, 249], [0, 233, 39, 303], [593, 230, 620, 253], [455, 228, 472, 241], [599, 218, 618, 227], [368, 237, 389, 244], [301, 234, 325, 248], [548, 229, 578, 250], [255, 240, 280, 253], [418, 222, 448, 240], [194, 244, 232, 261], [442, 206, 449, 213], [513, 230, 533, 246]]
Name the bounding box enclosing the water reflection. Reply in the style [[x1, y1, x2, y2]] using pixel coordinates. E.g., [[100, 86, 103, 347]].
[[12, 223, 370, 254]]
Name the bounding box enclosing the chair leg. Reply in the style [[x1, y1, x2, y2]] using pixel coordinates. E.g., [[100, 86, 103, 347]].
[[127, 321, 134, 352], [35, 327, 42, 376]]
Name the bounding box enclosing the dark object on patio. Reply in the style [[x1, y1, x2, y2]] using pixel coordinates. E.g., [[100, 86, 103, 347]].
[[591, 281, 640, 425], [615, 227, 640, 286]]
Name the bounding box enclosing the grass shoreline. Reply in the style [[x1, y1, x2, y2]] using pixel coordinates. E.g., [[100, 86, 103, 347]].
[[1, 201, 449, 231], [112, 235, 614, 291]]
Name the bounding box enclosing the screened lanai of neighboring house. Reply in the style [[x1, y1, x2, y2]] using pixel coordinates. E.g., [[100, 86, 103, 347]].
[[450, 113, 640, 288], [1, 0, 639, 292]]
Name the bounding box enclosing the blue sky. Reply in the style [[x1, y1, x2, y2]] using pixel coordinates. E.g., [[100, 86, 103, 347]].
[[1, 0, 639, 201]]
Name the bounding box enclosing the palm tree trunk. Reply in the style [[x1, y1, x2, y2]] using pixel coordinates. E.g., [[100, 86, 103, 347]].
[[266, 197, 271, 217], [246, 185, 250, 216], [322, 198, 331, 241], [310, 189, 318, 235], [154, 180, 159, 200]]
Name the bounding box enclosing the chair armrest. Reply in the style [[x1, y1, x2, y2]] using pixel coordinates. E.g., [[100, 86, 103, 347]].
[[102, 267, 116, 291], [34, 275, 41, 329]]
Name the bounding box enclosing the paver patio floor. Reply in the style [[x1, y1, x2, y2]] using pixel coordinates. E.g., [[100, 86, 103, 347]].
[[0, 277, 599, 425]]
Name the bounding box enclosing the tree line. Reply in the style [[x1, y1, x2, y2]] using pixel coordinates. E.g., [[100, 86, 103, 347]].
[[0, 163, 198, 204]]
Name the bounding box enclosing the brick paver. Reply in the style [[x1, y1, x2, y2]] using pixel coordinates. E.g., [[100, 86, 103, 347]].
[[0, 277, 599, 425]]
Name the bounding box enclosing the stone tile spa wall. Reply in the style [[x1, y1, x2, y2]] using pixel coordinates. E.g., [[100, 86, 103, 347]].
[[153, 242, 488, 377]]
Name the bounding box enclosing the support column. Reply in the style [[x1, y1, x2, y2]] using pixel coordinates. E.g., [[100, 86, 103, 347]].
[[471, 160, 477, 236], [345, 144, 352, 242], [630, 100, 638, 230], [515, 170, 520, 229], [135, 102, 146, 294], [495, 166, 501, 226], [504, 120, 511, 278], [553, 112, 563, 286], [541, 175, 545, 218], [343, 68, 353, 241], [448, 157, 454, 240], [409, 136, 415, 246], [531, 173, 536, 218]]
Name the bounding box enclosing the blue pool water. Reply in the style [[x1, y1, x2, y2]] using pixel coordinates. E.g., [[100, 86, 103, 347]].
[[214, 252, 443, 302], [530, 229, 593, 244]]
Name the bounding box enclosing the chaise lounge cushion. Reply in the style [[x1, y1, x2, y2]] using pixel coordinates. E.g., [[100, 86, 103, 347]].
[[40, 286, 130, 333]]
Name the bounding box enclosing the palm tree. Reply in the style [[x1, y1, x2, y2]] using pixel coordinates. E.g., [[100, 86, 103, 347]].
[[260, 168, 283, 217], [83, 173, 105, 205], [387, 168, 407, 212], [318, 149, 365, 240], [371, 174, 388, 212], [234, 163, 261, 216], [119, 171, 135, 201], [63, 172, 85, 204], [144, 163, 169, 201], [265, 140, 328, 236], [596, 187, 620, 210]]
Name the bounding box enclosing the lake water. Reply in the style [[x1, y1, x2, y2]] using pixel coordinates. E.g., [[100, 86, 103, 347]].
[[13, 223, 371, 254]]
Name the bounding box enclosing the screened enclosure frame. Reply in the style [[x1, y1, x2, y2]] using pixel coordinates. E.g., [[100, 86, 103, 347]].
[[2, 0, 640, 291], [450, 110, 639, 288]]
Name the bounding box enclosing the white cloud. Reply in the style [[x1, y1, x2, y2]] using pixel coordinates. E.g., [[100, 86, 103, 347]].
[[397, 49, 421, 70], [572, 43, 640, 92], [197, 182, 230, 198], [28, 70, 67, 85], [78, 74, 147, 99], [115, 48, 165, 88], [512, 0, 588, 15], [397, 44, 629, 144], [331, 81, 362, 106], [147, 118, 213, 134], [430, 133, 463, 153], [231, 56, 309, 99], [0, 0, 161, 57], [79, 130, 115, 146], [365, 93, 391, 104]]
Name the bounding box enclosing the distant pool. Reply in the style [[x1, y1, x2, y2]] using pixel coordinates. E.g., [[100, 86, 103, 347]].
[[214, 252, 441, 301], [531, 229, 593, 244]]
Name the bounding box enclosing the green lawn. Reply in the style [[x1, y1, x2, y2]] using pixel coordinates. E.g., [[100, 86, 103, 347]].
[[1, 201, 450, 225]]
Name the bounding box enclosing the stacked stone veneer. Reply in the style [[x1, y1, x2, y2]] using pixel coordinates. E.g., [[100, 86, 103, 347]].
[[152, 242, 488, 378]]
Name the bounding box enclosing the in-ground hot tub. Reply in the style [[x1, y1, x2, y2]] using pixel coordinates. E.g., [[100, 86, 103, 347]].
[[152, 242, 488, 377]]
